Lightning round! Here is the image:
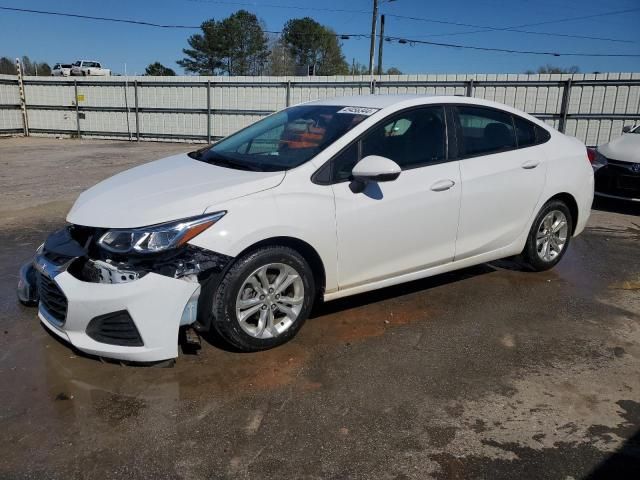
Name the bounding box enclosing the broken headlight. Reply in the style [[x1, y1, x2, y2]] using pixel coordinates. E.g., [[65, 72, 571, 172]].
[[97, 212, 226, 254]]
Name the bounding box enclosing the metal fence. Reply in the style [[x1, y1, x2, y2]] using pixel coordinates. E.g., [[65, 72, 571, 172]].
[[1, 73, 639, 146]]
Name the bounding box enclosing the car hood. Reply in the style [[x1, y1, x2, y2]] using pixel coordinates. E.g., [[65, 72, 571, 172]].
[[67, 153, 285, 228], [598, 134, 640, 163]]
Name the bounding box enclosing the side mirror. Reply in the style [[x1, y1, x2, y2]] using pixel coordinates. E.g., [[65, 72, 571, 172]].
[[352, 155, 401, 182], [622, 125, 633, 134], [350, 155, 401, 193]]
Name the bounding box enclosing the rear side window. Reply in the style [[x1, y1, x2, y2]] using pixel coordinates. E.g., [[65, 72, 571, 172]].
[[513, 115, 536, 147], [455, 106, 516, 157], [513, 115, 551, 148], [535, 125, 551, 143]]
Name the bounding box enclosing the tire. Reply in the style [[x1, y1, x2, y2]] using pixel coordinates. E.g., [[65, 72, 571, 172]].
[[210, 246, 315, 352], [521, 200, 573, 271]]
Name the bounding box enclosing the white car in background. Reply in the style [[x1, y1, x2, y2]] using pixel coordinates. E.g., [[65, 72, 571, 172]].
[[18, 95, 594, 363], [70, 60, 110, 76], [590, 124, 640, 202], [51, 63, 72, 77]]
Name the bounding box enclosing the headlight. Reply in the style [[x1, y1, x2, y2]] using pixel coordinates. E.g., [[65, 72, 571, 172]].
[[97, 212, 226, 254], [588, 148, 608, 171]]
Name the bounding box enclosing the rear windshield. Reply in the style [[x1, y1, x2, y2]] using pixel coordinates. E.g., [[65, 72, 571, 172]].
[[190, 105, 372, 172]]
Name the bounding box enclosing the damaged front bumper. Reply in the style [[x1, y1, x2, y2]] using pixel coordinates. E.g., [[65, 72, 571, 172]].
[[18, 225, 232, 362]]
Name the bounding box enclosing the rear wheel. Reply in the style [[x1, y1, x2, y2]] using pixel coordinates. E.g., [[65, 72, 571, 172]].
[[210, 246, 315, 352], [522, 200, 573, 271]]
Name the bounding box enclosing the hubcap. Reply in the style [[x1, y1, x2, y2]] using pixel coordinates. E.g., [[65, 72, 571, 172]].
[[235, 263, 305, 339], [536, 210, 568, 263]]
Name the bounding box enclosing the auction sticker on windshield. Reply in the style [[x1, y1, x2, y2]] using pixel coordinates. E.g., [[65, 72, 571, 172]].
[[337, 106, 379, 116]]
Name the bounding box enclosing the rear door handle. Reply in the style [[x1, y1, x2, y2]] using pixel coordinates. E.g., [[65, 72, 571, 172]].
[[522, 160, 540, 169], [430, 179, 456, 192]]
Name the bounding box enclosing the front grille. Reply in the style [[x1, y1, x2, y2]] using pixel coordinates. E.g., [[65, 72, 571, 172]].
[[86, 311, 144, 347], [37, 273, 68, 324], [595, 162, 640, 199]]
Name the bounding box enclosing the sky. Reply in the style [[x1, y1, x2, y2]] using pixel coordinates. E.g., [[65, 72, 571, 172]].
[[1, 0, 639, 75]]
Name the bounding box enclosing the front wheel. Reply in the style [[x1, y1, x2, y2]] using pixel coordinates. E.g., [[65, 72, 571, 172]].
[[210, 246, 315, 352], [521, 200, 573, 271]]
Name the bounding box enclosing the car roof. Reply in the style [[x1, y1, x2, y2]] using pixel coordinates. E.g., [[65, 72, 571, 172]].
[[304, 94, 549, 127], [307, 94, 431, 109]]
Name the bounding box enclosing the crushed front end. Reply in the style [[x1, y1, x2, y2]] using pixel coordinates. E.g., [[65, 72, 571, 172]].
[[18, 224, 232, 362]]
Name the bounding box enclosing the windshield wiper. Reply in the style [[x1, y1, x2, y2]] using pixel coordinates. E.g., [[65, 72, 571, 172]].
[[201, 152, 265, 172]]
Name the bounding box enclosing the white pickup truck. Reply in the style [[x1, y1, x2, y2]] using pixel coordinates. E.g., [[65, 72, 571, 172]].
[[70, 60, 111, 77]]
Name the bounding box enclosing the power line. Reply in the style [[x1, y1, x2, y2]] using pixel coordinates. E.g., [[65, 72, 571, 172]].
[[2, 4, 636, 46], [0, 6, 200, 28], [191, 1, 638, 43], [2, 5, 639, 58], [385, 7, 640, 43], [400, 28, 635, 44], [187, 0, 368, 15], [384, 36, 640, 57], [0, 5, 370, 36]]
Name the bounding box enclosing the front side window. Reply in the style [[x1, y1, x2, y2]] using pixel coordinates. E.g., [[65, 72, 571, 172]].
[[456, 106, 516, 157], [332, 106, 447, 182], [192, 105, 369, 172], [361, 106, 446, 168]]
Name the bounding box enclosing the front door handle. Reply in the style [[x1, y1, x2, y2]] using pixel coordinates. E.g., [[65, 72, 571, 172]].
[[430, 179, 456, 192], [522, 160, 540, 169]]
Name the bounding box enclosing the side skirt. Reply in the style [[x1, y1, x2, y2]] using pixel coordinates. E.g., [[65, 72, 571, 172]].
[[323, 243, 523, 302]]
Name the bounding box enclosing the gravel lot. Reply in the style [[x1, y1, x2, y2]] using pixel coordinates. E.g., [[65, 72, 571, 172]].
[[1, 137, 639, 479]]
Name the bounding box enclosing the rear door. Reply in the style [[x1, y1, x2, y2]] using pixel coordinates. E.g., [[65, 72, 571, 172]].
[[452, 105, 548, 260]]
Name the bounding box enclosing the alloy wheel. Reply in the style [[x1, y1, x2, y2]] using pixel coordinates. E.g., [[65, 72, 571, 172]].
[[536, 210, 569, 262], [235, 263, 305, 339]]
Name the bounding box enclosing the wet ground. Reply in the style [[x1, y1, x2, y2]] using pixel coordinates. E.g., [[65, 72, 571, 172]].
[[1, 137, 639, 479]]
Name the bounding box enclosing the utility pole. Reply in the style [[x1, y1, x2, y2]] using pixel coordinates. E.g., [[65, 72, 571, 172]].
[[368, 0, 378, 76], [377, 14, 385, 75]]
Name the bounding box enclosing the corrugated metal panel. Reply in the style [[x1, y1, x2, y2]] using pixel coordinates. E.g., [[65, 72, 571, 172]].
[[0, 73, 638, 145]]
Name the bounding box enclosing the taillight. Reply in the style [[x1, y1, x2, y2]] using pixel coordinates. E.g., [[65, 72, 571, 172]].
[[586, 148, 596, 164]]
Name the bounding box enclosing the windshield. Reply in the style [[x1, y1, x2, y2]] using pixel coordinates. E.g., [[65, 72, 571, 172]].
[[190, 105, 372, 172]]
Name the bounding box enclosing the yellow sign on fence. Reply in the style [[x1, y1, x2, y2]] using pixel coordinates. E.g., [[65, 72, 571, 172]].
[[76, 94, 85, 102]]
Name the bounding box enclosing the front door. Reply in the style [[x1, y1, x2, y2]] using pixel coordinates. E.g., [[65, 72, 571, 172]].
[[331, 106, 461, 290]]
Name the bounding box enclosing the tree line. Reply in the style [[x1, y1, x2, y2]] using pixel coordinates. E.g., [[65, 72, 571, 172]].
[[0, 56, 52, 76], [175, 11, 402, 76], [1, 9, 582, 78]]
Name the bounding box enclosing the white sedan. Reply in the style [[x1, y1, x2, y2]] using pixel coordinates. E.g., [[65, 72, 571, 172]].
[[18, 95, 594, 362]]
